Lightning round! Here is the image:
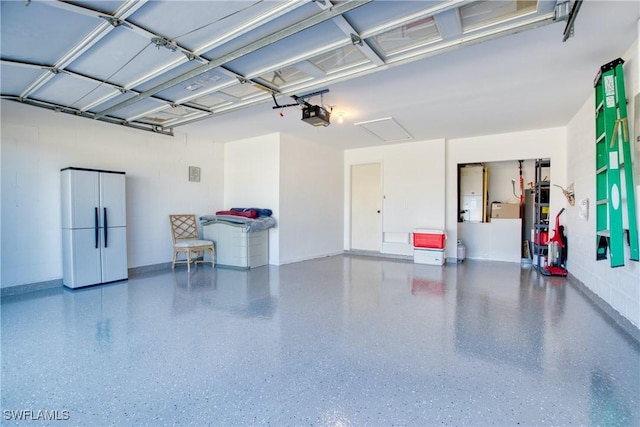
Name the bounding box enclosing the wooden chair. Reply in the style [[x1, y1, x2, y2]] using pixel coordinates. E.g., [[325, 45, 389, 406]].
[[169, 214, 215, 271]]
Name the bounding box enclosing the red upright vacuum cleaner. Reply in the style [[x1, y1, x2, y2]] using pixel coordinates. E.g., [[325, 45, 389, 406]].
[[542, 208, 568, 277]]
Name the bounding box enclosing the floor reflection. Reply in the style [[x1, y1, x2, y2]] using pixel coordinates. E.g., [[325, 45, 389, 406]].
[[62, 282, 129, 354], [1, 256, 637, 426], [172, 265, 277, 318], [453, 263, 567, 371]]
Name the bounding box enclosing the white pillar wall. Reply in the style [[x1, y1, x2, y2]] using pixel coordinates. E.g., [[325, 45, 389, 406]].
[[222, 133, 345, 266], [223, 134, 281, 265]]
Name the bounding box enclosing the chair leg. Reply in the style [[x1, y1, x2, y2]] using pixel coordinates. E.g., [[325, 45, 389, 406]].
[[197, 247, 215, 268]]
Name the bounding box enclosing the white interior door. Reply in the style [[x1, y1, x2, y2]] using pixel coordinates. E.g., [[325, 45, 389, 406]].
[[351, 163, 382, 251]]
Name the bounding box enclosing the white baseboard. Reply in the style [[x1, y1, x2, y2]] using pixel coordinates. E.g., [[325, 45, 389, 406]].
[[277, 251, 345, 265]]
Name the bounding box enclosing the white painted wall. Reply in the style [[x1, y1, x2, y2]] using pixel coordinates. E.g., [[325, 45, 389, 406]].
[[446, 128, 568, 260], [565, 38, 640, 328], [279, 134, 344, 264], [223, 133, 281, 265], [1, 101, 224, 288], [344, 139, 446, 256], [458, 220, 522, 263]]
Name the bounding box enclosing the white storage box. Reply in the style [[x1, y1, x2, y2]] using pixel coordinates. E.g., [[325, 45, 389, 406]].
[[202, 223, 268, 269], [414, 248, 445, 266]]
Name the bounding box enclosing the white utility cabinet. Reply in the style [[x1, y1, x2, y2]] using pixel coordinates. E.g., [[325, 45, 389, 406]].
[[61, 167, 128, 288]]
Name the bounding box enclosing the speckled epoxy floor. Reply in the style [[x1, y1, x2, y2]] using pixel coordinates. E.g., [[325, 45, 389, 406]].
[[2, 256, 639, 426]]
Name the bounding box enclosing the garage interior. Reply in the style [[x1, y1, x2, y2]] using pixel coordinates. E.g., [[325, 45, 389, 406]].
[[1, 1, 639, 425]]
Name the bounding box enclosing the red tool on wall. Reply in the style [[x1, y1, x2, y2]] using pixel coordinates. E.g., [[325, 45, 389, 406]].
[[518, 160, 524, 207], [519, 160, 524, 257], [542, 208, 568, 277]]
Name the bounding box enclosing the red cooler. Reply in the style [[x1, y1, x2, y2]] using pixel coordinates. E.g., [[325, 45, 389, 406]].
[[412, 229, 446, 249]]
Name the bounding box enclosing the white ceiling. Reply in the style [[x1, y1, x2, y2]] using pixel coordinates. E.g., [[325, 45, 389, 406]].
[[1, 1, 639, 150]]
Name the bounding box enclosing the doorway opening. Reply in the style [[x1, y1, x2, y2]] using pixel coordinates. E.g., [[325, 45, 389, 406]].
[[457, 159, 545, 263]]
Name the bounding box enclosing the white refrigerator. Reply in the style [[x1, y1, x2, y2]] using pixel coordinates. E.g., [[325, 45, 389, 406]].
[[61, 167, 128, 289]]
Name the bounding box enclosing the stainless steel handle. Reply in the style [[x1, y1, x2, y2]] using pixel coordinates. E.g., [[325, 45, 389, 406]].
[[94, 207, 99, 249], [103, 207, 108, 248]]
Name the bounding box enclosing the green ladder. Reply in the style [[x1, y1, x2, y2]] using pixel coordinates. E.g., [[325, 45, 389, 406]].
[[594, 58, 638, 267]]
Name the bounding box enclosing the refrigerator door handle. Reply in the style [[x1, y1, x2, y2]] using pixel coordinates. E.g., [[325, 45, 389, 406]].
[[94, 207, 99, 248], [103, 207, 108, 248]]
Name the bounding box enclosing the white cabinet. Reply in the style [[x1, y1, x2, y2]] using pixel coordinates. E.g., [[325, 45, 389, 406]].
[[61, 168, 127, 288]]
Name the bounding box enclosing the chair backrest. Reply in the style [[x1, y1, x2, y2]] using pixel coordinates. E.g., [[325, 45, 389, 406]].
[[169, 214, 199, 243]]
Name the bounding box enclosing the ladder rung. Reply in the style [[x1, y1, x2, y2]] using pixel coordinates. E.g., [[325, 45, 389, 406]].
[[596, 133, 606, 144], [597, 230, 610, 237], [596, 100, 604, 112], [596, 199, 608, 205], [596, 166, 608, 174]]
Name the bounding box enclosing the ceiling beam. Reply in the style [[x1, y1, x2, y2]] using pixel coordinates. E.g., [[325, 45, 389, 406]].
[[95, 0, 373, 119], [330, 16, 384, 66], [2, 58, 185, 115], [0, 95, 174, 136]]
